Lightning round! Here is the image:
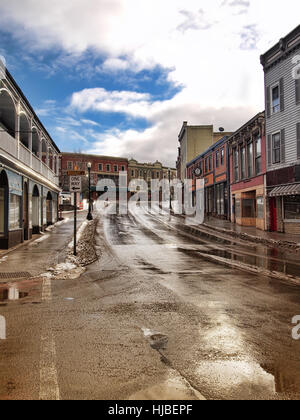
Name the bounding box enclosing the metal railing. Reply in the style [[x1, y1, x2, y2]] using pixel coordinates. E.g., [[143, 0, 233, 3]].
[[0, 131, 59, 186]]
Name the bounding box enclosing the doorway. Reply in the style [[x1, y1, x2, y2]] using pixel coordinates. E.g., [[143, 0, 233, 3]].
[[46, 192, 53, 226], [32, 185, 40, 234], [0, 170, 8, 238], [23, 182, 29, 240], [269, 197, 277, 232]]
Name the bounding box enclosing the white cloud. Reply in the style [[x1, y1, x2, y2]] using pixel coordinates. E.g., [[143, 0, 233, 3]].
[[81, 119, 100, 127], [71, 88, 152, 117], [1, 0, 300, 164]]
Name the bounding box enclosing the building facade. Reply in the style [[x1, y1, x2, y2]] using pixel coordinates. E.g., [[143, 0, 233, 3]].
[[228, 112, 267, 230], [127, 159, 176, 198], [0, 69, 60, 249], [261, 25, 300, 234], [187, 135, 230, 219], [177, 121, 233, 182], [60, 153, 128, 200]]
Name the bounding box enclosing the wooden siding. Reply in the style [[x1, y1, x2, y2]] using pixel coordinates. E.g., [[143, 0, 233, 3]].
[[265, 44, 300, 171]]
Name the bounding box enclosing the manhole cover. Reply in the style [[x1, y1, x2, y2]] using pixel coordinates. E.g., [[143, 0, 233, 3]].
[[0, 272, 31, 279]]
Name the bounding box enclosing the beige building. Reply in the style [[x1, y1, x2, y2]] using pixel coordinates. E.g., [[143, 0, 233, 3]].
[[177, 122, 233, 181], [128, 159, 176, 194]]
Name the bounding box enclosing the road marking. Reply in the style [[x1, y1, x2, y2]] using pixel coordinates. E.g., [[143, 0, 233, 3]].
[[39, 278, 60, 400]]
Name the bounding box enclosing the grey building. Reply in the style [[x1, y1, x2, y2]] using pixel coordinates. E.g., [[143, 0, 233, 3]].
[[260, 25, 300, 234]]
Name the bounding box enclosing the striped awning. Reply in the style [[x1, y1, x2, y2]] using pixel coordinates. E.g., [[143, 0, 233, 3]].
[[269, 183, 300, 197]]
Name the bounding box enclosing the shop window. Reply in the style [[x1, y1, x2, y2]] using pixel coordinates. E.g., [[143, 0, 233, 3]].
[[242, 199, 256, 218], [257, 197, 264, 219], [9, 194, 21, 230], [284, 196, 300, 220], [216, 183, 225, 216], [235, 199, 241, 218]]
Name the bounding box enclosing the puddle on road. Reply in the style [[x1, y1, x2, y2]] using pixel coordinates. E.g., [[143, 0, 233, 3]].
[[142, 328, 169, 350], [196, 360, 276, 399], [128, 374, 205, 400], [179, 247, 300, 279], [0, 287, 28, 302], [0, 279, 42, 302]]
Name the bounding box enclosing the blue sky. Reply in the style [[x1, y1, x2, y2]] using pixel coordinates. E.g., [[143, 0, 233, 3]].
[[0, 0, 299, 166]]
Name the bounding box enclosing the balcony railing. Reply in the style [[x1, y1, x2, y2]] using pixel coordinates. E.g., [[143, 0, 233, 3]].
[[0, 130, 59, 187]]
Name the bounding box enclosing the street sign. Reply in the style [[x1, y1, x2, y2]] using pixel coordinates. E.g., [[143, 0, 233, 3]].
[[70, 176, 82, 193], [67, 171, 86, 176]]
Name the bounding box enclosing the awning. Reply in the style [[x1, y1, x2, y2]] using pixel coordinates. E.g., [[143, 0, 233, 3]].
[[269, 183, 300, 197]]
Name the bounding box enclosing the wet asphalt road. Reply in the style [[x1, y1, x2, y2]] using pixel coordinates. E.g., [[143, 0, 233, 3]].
[[0, 204, 300, 400]]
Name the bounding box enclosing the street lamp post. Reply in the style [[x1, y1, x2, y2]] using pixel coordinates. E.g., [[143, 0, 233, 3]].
[[168, 168, 172, 211], [87, 162, 93, 221]]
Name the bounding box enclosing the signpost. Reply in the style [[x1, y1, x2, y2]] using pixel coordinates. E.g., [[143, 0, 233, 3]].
[[70, 176, 82, 256]]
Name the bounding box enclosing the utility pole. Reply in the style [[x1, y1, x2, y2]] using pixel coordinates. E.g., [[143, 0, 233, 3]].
[[87, 162, 93, 221]]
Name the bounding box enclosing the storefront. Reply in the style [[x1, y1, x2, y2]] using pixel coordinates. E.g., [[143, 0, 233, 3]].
[[0, 168, 23, 248], [268, 184, 300, 234], [231, 185, 266, 230], [0, 166, 59, 249], [215, 182, 227, 218]]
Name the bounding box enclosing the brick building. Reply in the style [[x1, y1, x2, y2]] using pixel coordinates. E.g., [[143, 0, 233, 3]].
[[228, 112, 266, 230], [187, 135, 230, 219], [60, 153, 128, 200]]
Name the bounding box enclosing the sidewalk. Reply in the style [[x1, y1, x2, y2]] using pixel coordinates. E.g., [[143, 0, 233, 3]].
[[203, 216, 300, 250], [0, 212, 88, 281]]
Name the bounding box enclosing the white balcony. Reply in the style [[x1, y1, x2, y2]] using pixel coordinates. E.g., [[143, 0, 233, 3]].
[[0, 130, 59, 187]]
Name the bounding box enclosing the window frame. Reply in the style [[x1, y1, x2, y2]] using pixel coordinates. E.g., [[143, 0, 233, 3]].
[[271, 82, 280, 115], [216, 150, 220, 168], [272, 131, 281, 165], [255, 136, 262, 174]]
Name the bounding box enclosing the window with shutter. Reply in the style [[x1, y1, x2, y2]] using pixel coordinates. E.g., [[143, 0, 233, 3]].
[[296, 79, 300, 105], [267, 135, 272, 166], [266, 86, 271, 118], [297, 123, 300, 160], [280, 129, 285, 163], [280, 78, 285, 112]]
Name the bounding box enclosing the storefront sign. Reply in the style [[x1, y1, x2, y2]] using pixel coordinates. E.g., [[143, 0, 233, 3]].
[[7, 170, 22, 196]]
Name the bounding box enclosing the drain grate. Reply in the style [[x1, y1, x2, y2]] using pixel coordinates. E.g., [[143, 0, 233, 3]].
[[0, 272, 31, 279]]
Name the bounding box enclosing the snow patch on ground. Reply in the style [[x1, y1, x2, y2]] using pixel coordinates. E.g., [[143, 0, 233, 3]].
[[46, 218, 70, 232], [68, 221, 88, 249], [32, 234, 50, 244], [0, 256, 8, 264]]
